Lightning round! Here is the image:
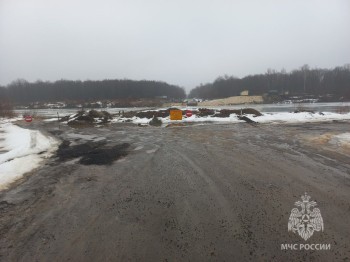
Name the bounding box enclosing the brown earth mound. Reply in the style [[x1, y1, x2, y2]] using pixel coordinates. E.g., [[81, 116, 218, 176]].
[[88, 110, 112, 119], [197, 108, 215, 117], [67, 110, 113, 127], [149, 116, 162, 126]]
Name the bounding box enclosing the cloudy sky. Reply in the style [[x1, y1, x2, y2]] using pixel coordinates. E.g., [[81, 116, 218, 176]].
[[0, 0, 349, 91]]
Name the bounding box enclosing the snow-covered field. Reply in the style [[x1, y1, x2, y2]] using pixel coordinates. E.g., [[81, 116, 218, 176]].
[[0, 120, 58, 190]]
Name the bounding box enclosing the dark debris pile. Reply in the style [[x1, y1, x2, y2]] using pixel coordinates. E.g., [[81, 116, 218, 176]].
[[64, 110, 113, 127], [130, 108, 262, 119]]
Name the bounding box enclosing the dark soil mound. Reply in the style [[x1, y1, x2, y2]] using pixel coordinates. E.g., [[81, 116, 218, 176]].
[[121, 107, 262, 121], [88, 110, 112, 119], [59, 115, 70, 122], [238, 115, 257, 124], [136, 108, 183, 119], [88, 110, 103, 118], [76, 115, 94, 122], [149, 116, 162, 126], [67, 110, 112, 126], [122, 111, 137, 118], [213, 108, 262, 118], [242, 108, 262, 116], [197, 108, 215, 117], [294, 109, 315, 114], [213, 109, 239, 118]]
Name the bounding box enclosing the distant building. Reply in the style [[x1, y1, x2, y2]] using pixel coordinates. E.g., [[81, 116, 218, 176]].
[[240, 90, 249, 96]]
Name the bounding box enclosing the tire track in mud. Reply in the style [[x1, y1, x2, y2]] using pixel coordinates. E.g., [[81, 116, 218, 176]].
[[169, 147, 238, 223], [163, 125, 331, 260], [162, 125, 264, 255], [152, 144, 243, 259], [167, 136, 274, 259]]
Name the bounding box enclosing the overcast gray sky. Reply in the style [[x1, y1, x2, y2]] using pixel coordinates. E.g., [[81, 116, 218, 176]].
[[0, 0, 349, 91]]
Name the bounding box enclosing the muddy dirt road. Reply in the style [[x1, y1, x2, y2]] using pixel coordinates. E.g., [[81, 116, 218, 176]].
[[0, 121, 349, 261]]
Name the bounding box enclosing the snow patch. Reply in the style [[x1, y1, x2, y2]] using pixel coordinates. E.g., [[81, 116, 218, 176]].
[[113, 114, 243, 125], [331, 133, 350, 146], [254, 112, 350, 123], [112, 111, 350, 125], [0, 122, 58, 190]]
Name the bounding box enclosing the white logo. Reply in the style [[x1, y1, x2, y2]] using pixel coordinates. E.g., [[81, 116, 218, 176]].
[[288, 193, 324, 241]]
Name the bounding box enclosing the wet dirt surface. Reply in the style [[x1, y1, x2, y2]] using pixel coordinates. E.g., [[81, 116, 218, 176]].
[[57, 140, 130, 165], [0, 120, 350, 261]]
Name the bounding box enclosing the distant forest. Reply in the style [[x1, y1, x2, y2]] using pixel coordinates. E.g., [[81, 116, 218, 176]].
[[1, 65, 350, 105], [189, 65, 350, 99], [0, 79, 186, 104]]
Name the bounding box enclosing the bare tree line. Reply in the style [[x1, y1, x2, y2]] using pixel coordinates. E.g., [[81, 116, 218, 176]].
[[189, 65, 350, 100], [1, 64, 349, 105], [0, 79, 186, 104]]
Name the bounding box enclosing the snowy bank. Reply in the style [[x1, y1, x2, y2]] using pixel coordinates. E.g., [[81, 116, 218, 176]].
[[45, 108, 350, 126], [253, 112, 350, 123], [0, 122, 58, 190], [112, 111, 350, 125]]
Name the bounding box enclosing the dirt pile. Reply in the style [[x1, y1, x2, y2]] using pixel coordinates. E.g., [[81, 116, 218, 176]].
[[294, 109, 315, 114], [88, 110, 112, 119], [214, 108, 262, 117], [197, 108, 215, 117], [59, 115, 70, 122], [238, 115, 257, 124], [149, 116, 162, 126], [242, 108, 262, 116], [213, 109, 238, 117], [133, 108, 262, 119], [67, 110, 112, 127], [122, 111, 137, 118], [135, 108, 183, 119]]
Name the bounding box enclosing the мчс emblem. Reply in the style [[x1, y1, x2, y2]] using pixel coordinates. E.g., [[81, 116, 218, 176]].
[[288, 193, 324, 241]]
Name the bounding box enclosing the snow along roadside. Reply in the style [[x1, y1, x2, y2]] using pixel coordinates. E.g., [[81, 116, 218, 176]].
[[112, 111, 350, 125], [0, 122, 58, 190]]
